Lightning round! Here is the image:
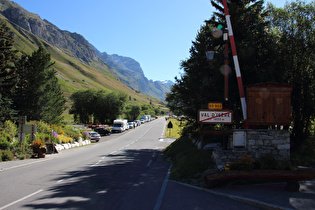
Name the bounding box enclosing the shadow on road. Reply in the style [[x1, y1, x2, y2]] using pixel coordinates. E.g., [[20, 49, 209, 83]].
[[23, 149, 170, 209]]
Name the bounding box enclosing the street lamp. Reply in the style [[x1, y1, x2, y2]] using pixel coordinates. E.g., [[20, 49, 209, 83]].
[[206, 44, 215, 64]]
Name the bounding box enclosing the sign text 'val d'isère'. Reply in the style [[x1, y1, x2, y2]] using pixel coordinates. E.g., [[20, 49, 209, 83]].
[[198, 110, 233, 124]]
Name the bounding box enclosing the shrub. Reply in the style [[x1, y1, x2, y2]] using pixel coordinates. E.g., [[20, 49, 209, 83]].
[[31, 121, 50, 134], [52, 131, 58, 138], [229, 155, 255, 171], [0, 136, 12, 150], [256, 154, 279, 170], [1, 150, 14, 161], [58, 134, 73, 143], [51, 124, 64, 135], [164, 137, 214, 181], [35, 133, 51, 143], [12, 146, 32, 160], [73, 134, 82, 141], [2, 120, 17, 142], [257, 154, 293, 170], [82, 131, 89, 140], [291, 138, 315, 166], [63, 126, 80, 137]]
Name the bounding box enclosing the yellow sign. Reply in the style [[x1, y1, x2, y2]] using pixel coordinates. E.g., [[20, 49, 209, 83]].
[[208, 103, 223, 110]]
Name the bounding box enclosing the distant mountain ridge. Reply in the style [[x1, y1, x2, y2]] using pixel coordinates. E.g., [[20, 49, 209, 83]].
[[0, 0, 172, 100], [93, 47, 174, 100]]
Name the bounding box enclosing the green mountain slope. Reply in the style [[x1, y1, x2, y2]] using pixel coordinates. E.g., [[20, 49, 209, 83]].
[[0, 0, 165, 110]]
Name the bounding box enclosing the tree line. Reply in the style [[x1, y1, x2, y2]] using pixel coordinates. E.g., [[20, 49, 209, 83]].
[[166, 0, 315, 155], [69, 89, 162, 124], [69, 89, 128, 124]]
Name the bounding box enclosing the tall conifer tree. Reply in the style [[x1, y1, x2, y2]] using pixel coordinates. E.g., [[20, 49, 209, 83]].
[[0, 20, 18, 121], [14, 46, 65, 123]]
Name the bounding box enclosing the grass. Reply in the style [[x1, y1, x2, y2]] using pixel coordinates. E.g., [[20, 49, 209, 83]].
[[164, 117, 186, 139], [163, 136, 214, 185]]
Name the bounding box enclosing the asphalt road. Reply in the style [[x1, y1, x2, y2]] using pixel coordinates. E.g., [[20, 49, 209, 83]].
[[0, 118, 259, 210]]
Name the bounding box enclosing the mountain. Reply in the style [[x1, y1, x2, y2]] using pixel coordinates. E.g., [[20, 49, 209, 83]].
[[93, 47, 173, 100], [0, 0, 99, 64], [0, 0, 167, 110], [0, 0, 171, 100]]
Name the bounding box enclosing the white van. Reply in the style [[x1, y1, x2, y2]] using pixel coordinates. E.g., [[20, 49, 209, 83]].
[[112, 119, 128, 132]]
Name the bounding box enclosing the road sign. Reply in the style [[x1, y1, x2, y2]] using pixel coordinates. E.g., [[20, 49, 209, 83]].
[[22, 124, 37, 134], [167, 121, 173, 128], [208, 103, 223, 110], [198, 110, 233, 124]]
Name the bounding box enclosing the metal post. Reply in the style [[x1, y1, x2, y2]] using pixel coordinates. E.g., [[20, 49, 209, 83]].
[[222, 0, 247, 120], [224, 28, 229, 101]]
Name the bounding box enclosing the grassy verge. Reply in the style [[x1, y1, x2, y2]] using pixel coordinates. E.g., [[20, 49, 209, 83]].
[[164, 117, 186, 139], [163, 136, 214, 186]]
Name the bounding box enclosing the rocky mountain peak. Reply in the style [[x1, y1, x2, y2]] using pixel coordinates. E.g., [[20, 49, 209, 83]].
[[0, 0, 172, 100], [0, 0, 98, 63]]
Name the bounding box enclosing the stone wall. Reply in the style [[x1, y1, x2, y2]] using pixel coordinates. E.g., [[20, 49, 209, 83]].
[[212, 129, 290, 168]]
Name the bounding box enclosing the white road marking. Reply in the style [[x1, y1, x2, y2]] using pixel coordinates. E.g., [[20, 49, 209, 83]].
[[0, 190, 43, 210], [147, 160, 152, 167], [153, 164, 172, 210]]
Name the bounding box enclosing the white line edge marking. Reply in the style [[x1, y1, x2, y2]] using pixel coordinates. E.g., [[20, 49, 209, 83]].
[[0, 189, 43, 210], [153, 164, 172, 210], [0, 123, 163, 209], [147, 160, 152, 167]]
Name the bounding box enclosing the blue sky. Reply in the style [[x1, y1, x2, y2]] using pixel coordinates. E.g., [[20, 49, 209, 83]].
[[12, 0, 312, 82]]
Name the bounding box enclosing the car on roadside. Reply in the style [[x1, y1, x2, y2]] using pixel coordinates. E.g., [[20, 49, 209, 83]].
[[94, 127, 111, 136], [88, 131, 101, 142], [128, 122, 135, 129], [134, 120, 141, 126]]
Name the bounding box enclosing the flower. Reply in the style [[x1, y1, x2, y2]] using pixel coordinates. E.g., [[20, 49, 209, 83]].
[[83, 131, 89, 137], [32, 140, 45, 150], [52, 131, 58, 138]]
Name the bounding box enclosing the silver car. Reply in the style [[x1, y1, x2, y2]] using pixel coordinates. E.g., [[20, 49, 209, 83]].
[[88, 131, 101, 142]]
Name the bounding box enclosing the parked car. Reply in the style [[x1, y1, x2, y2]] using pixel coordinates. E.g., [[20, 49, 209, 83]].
[[94, 127, 111, 136], [133, 121, 139, 127], [89, 131, 101, 142], [134, 120, 141, 126], [128, 122, 135, 129]]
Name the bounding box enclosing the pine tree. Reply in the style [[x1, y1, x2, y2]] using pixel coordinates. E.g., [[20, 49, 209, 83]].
[[0, 20, 18, 121], [166, 0, 278, 127], [208, 0, 277, 84], [166, 24, 223, 122], [14, 46, 65, 123]]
